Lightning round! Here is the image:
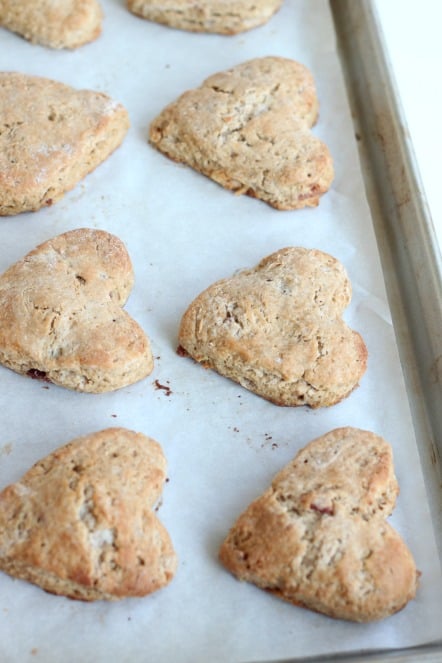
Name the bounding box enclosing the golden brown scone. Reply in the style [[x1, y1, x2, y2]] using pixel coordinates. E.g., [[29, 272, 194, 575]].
[[0, 428, 177, 601], [0, 228, 153, 393], [0, 72, 129, 216], [178, 247, 367, 407], [0, 0, 103, 49], [127, 0, 282, 34], [149, 56, 333, 210], [220, 427, 419, 622]]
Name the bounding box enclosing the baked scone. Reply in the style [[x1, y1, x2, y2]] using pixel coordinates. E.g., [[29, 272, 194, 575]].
[[220, 427, 419, 622], [0, 0, 103, 49], [0, 428, 177, 600], [178, 247, 367, 407], [127, 0, 282, 34], [0, 228, 153, 393], [149, 56, 333, 210], [0, 72, 129, 216]]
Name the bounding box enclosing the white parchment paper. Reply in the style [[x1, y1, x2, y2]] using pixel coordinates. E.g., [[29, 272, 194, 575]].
[[0, 1, 441, 661]]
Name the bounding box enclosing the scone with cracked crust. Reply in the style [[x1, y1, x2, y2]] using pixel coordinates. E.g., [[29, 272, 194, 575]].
[[0, 72, 129, 216], [0, 0, 103, 49], [0, 427, 177, 600], [178, 247, 367, 407], [127, 0, 282, 34], [220, 427, 419, 622], [0, 228, 153, 393], [149, 56, 333, 210]]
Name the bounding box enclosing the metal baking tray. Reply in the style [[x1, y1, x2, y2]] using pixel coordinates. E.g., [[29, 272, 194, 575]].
[[330, 0, 442, 545], [0, 0, 441, 661], [290, 0, 442, 660]]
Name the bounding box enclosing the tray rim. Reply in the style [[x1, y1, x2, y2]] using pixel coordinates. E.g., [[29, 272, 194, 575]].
[[254, 638, 442, 663], [329, 0, 442, 513], [330, 0, 442, 454]]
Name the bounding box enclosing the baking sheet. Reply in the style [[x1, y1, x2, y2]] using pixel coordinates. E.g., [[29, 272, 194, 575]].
[[0, 1, 441, 661], [330, 0, 442, 552]]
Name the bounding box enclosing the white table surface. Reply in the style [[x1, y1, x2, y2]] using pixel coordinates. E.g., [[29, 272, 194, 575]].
[[374, 0, 442, 252]]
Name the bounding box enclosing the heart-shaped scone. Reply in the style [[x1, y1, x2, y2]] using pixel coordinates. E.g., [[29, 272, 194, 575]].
[[220, 427, 419, 622], [178, 247, 367, 407], [0, 0, 102, 49], [0, 228, 153, 392], [127, 0, 282, 35], [149, 57, 333, 210], [0, 72, 129, 215], [0, 427, 177, 600]]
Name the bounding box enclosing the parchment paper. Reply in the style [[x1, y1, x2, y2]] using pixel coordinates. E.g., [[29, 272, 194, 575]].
[[0, 1, 441, 661]]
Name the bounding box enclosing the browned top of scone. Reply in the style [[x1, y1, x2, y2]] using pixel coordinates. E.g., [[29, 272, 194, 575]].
[[0, 228, 153, 392], [149, 56, 333, 210], [127, 0, 283, 35], [0, 0, 103, 49], [219, 427, 419, 622], [0, 72, 129, 215], [178, 247, 367, 407], [0, 428, 177, 600]]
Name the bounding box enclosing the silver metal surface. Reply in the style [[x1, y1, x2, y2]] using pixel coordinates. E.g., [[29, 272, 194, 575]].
[[254, 639, 442, 662]]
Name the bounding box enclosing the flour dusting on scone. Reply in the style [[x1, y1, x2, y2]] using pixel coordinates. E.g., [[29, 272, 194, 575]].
[[0, 228, 153, 392], [178, 247, 367, 407], [127, 0, 283, 34], [220, 427, 419, 622], [149, 57, 333, 210], [0, 428, 177, 600], [0, 0, 103, 49], [0, 72, 129, 216]]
